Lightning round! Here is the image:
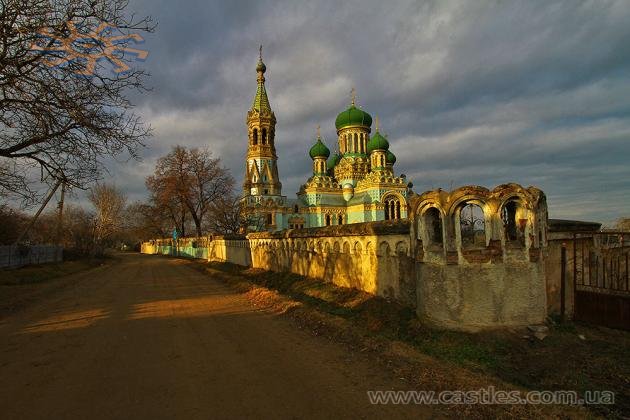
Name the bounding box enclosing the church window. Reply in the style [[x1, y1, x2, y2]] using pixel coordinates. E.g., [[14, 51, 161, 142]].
[[325, 214, 332, 226], [267, 213, 273, 225], [262, 128, 267, 145], [338, 215, 343, 225], [354, 133, 358, 152], [384, 196, 402, 220], [253, 128, 258, 145]]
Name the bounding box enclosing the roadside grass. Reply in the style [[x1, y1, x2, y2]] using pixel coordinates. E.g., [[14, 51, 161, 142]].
[[203, 260, 629, 418], [0, 259, 100, 285]]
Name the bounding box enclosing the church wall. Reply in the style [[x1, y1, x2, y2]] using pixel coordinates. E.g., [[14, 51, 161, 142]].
[[247, 220, 416, 305], [140, 183, 550, 332]]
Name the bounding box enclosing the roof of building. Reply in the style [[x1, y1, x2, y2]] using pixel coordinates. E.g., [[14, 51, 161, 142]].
[[309, 137, 331, 159], [386, 149, 396, 164], [335, 104, 372, 130], [251, 53, 271, 113], [367, 131, 389, 153]]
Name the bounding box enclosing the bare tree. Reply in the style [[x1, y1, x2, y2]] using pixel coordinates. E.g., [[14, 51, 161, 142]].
[[0, 0, 154, 203], [208, 193, 247, 235], [146, 146, 234, 237], [89, 183, 126, 250]]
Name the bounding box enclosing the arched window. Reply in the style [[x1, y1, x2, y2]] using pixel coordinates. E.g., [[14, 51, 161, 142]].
[[338, 215, 343, 225], [459, 203, 486, 248], [266, 213, 273, 225], [262, 128, 267, 145], [501, 200, 526, 246], [354, 133, 358, 153], [325, 214, 332, 226], [384, 196, 402, 220], [424, 208, 443, 246], [344, 134, 348, 152], [253, 129, 258, 145]]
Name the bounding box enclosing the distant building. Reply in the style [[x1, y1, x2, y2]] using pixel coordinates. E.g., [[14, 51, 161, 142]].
[[241, 50, 411, 231]]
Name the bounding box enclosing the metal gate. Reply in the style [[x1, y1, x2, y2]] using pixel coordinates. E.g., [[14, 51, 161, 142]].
[[563, 232, 630, 330]]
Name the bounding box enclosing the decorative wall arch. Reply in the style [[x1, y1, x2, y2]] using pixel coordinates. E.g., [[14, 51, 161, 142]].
[[378, 241, 390, 257]]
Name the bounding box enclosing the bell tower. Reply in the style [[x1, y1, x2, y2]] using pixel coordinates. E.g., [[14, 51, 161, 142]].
[[243, 46, 282, 198]]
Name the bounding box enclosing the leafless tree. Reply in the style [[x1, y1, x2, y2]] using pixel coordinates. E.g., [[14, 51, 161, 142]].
[[89, 183, 126, 250], [146, 146, 234, 237], [207, 193, 247, 235], [0, 0, 154, 203]]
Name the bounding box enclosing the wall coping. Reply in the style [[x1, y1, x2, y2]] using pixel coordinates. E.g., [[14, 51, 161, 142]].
[[548, 219, 602, 233], [247, 219, 411, 239]]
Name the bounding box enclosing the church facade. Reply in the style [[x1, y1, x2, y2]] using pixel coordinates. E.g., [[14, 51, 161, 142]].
[[241, 51, 411, 232]]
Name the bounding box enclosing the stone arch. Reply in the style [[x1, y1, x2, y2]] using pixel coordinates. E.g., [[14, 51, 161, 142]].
[[420, 206, 444, 248], [378, 241, 391, 257], [342, 241, 350, 254], [500, 196, 528, 246], [366, 241, 375, 255], [333, 241, 340, 253], [395, 241, 408, 256], [455, 201, 487, 249], [353, 241, 362, 255]]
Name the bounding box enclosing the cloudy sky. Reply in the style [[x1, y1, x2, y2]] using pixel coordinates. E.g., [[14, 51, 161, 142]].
[[89, 0, 629, 225]]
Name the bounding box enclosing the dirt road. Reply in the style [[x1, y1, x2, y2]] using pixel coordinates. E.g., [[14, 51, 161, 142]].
[[0, 254, 432, 419]]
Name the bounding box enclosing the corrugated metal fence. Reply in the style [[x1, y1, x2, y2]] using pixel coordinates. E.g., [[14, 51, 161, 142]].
[[0, 245, 63, 268]]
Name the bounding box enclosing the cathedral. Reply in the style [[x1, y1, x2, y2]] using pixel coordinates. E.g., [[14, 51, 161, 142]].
[[241, 49, 411, 231]]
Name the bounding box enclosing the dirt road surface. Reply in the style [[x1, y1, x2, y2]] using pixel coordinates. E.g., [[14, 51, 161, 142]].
[[0, 254, 433, 419]]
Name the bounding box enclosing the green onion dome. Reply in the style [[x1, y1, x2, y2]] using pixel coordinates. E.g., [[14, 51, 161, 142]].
[[367, 131, 389, 153], [335, 105, 372, 130], [328, 153, 342, 169], [309, 137, 330, 160], [386, 149, 396, 164]]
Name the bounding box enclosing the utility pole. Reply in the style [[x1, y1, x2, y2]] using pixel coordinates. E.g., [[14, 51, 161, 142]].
[[55, 181, 66, 246], [14, 178, 63, 244]]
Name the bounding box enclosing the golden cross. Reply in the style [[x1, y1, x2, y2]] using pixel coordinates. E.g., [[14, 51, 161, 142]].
[[259, 44, 263, 60], [316, 124, 321, 138], [375, 115, 379, 131], [350, 87, 356, 106]]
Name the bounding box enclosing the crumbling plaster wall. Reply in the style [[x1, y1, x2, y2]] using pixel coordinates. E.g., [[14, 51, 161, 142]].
[[409, 183, 549, 330]]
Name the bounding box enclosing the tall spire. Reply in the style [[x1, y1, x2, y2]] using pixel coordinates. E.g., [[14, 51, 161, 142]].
[[252, 45, 271, 113]]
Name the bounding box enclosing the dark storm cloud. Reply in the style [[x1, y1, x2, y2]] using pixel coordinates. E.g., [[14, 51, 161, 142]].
[[93, 0, 630, 225]]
